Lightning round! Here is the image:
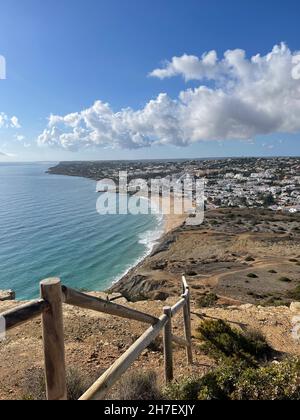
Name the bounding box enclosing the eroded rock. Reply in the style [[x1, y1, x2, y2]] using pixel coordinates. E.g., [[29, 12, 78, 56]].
[[0, 290, 15, 302]]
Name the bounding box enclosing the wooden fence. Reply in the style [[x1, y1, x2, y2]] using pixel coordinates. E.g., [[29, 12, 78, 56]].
[[0, 277, 193, 401]]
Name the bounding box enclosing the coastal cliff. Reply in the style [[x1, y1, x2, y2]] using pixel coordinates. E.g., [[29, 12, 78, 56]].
[[1, 208, 300, 399], [111, 208, 300, 306], [1, 288, 300, 400]]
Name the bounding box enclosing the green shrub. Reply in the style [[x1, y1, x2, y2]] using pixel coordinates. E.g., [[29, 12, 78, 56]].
[[165, 376, 203, 400], [288, 285, 300, 300], [166, 358, 300, 400], [245, 256, 255, 262], [197, 293, 218, 308], [263, 297, 287, 307], [197, 320, 272, 366], [166, 320, 300, 401], [247, 273, 259, 279], [232, 358, 300, 400], [278, 277, 292, 283], [197, 361, 246, 400]]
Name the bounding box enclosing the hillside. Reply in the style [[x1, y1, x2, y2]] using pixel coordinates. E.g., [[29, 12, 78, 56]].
[[1, 208, 300, 400], [0, 292, 300, 400], [111, 208, 300, 307]]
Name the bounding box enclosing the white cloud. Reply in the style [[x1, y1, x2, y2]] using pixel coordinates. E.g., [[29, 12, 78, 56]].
[[38, 43, 300, 150], [10, 116, 21, 129], [149, 50, 220, 81], [15, 134, 30, 148], [16, 135, 25, 142], [0, 113, 21, 129], [262, 143, 275, 150]]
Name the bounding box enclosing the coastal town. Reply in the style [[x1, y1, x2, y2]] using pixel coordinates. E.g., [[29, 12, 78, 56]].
[[49, 157, 300, 213]]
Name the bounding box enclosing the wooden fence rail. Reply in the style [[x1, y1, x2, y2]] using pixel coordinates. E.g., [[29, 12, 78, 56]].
[[80, 313, 169, 400], [0, 276, 193, 400], [62, 285, 159, 326], [1, 299, 49, 330]]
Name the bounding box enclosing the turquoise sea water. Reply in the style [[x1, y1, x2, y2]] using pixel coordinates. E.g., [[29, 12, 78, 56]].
[[0, 163, 163, 300]]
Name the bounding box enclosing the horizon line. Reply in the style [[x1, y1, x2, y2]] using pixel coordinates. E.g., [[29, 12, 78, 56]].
[[0, 154, 300, 164]]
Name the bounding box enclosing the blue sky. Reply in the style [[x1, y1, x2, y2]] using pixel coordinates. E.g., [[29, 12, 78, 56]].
[[0, 0, 300, 161]]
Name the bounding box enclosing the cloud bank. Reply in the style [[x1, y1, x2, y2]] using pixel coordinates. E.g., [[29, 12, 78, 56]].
[[0, 151, 15, 157], [38, 43, 300, 150]]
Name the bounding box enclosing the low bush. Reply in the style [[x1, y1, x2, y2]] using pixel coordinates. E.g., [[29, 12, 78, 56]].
[[111, 371, 163, 400], [166, 358, 300, 400], [288, 285, 300, 301], [165, 320, 300, 401], [197, 320, 273, 366], [247, 273, 259, 279], [22, 367, 95, 400], [278, 277, 292, 283], [232, 358, 300, 400], [197, 293, 218, 308], [165, 376, 204, 400]]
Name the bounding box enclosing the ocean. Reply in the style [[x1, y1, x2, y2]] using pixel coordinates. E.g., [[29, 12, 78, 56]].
[[0, 163, 163, 300]]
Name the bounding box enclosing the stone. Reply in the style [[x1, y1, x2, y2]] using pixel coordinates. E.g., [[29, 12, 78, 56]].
[[0, 290, 15, 301], [240, 304, 254, 310], [149, 260, 168, 270], [290, 302, 300, 314], [149, 291, 169, 301], [108, 293, 123, 301], [113, 297, 129, 305]]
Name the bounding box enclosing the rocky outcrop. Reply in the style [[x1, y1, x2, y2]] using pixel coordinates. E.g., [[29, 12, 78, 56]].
[[0, 290, 15, 302], [110, 274, 170, 302]]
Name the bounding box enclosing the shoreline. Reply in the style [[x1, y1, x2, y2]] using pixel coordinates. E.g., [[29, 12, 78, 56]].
[[47, 168, 187, 295], [110, 193, 187, 290]]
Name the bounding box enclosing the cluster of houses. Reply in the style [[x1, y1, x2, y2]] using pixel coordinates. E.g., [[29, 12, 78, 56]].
[[189, 158, 300, 213], [49, 157, 300, 212]]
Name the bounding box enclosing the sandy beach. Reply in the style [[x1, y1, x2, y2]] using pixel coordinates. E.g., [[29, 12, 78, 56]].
[[139, 191, 188, 234]]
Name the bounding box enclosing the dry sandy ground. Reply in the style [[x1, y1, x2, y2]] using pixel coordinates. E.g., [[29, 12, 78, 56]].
[[0, 292, 299, 400], [112, 209, 300, 305], [1, 208, 300, 400]]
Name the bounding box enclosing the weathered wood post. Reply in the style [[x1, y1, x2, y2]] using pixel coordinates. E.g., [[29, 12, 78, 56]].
[[183, 288, 193, 365], [163, 306, 173, 384], [40, 278, 67, 401]]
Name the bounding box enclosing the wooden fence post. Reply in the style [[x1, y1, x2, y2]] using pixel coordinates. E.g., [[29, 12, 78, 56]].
[[163, 306, 173, 384], [40, 278, 67, 401], [183, 289, 193, 365]]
